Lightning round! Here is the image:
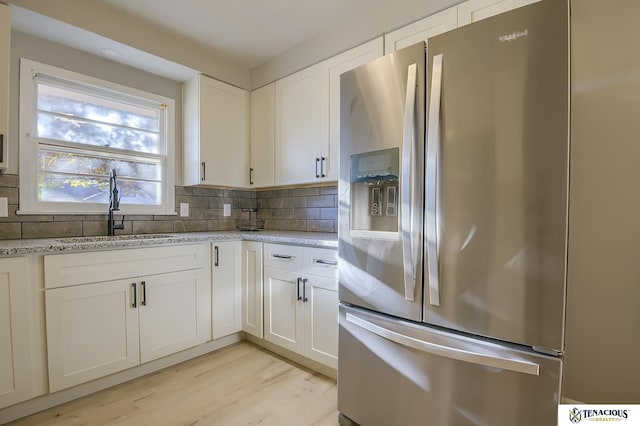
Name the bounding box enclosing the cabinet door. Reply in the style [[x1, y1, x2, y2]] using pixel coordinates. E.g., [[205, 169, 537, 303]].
[[264, 267, 304, 354], [326, 38, 384, 181], [250, 83, 275, 188], [212, 241, 242, 340], [45, 279, 140, 392], [304, 274, 338, 369], [242, 241, 263, 338], [139, 269, 211, 363], [0, 3, 9, 169], [0, 257, 33, 409], [457, 0, 541, 26], [384, 7, 457, 54], [275, 62, 328, 185], [184, 74, 249, 187]]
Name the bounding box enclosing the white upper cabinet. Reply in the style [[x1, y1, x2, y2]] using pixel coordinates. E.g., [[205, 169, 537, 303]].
[[326, 37, 384, 182], [249, 83, 275, 188], [184, 74, 249, 187], [0, 3, 10, 169], [457, 0, 541, 26], [275, 61, 329, 185], [384, 7, 457, 54]]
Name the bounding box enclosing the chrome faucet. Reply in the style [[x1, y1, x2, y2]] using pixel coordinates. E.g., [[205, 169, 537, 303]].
[[108, 169, 125, 236]]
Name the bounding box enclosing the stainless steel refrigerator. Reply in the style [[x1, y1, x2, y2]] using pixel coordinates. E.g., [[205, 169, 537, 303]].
[[338, 1, 569, 425]]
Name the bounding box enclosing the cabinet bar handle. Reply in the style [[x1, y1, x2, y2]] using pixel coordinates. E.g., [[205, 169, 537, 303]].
[[272, 254, 294, 260], [302, 278, 308, 302], [214, 245, 220, 266], [315, 157, 320, 178], [141, 281, 147, 306], [313, 258, 337, 266], [249, 168, 254, 185], [201, 161, 206, 181], [320, 157, 326, 178], [297, 277, 302, 301], [132, 283, 137, 308]]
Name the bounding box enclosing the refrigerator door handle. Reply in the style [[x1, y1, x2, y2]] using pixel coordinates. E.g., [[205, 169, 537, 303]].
[[426, 53, 443, 306], [346, 312, 540, 376], [401, 62, 418, 302]]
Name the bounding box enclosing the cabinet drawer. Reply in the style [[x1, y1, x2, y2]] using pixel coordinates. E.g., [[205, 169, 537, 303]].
[[45, 244, 210, 289], [264, 243, 304, 272], [304, 247, 338, 279]]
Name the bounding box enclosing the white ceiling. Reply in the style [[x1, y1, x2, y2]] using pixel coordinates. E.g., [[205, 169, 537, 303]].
[[89, 0, 386, 68]]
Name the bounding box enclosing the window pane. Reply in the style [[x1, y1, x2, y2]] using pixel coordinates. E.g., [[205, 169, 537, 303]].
[[38, 150, 160, 181], [38, 83, 159, 132], [38, 173, 161, 206], [37, 112, 160, 154]]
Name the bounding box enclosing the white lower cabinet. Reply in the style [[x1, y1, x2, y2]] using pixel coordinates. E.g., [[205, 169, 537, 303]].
[[0, 257, 35, 409], [211, 241, 242, 340], [44, 244, 211, 392], [263, 244, 338, 369], [242, 241, 263, 339]]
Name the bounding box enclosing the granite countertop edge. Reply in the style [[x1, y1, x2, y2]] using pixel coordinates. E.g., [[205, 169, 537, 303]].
[[0, 231, 338, 257]]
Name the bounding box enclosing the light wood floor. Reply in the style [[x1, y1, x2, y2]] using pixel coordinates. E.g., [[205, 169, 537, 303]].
[[9, 342, 339, 426]]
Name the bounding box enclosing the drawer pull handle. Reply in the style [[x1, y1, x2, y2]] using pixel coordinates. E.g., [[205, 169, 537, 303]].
[[313, 258, 337, 266], [272, 254, 294, 260]]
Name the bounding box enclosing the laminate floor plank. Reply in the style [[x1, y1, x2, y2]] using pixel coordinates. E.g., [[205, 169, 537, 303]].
[[8, 342, 339, 426]]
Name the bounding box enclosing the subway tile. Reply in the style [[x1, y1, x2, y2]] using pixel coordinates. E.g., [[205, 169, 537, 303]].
[[0, 187, 19, 204], [307, 220, 336, 233], [190, 208, 218, 220], [306, 195, 336, 208], [295, 208, 320, 220], [294, 188, 320, 197], [22, 221, 83, 239], [264, 219, 283, 230], [320, 207, 338, 220], [208, 219, 236, 231], [320, 186, 338, 195], [53, 214, 107, 222], [132, 220, 174, 234], [174, 186, 193, 196], [174, 220, 209, 233], [224, 189, 254, 199], [293, 197, 307, 208], [0, 174, 19, 188], [153, 214, 177, 221], [193, 187, 223, 197], [287, 220, 308, 232], [0, 223, 21, 240], [186, 196, 210, 209], [272, 208, 294, 219], [82, 221, 108, 237]]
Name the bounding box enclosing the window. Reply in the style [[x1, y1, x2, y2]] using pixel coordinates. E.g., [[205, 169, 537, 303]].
[[19, 59, 175, 215]]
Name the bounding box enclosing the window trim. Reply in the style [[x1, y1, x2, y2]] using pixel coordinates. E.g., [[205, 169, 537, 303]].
[[18, 58, 176, 215]]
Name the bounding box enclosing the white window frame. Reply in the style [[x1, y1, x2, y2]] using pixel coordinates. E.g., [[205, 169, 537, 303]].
[[18, 58, 176, 215]]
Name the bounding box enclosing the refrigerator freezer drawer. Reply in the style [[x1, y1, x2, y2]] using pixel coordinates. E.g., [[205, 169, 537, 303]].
[[338, 305, 562, 426]]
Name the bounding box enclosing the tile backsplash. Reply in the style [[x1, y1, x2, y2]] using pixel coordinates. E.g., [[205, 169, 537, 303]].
[[0, 174, 337, 240]]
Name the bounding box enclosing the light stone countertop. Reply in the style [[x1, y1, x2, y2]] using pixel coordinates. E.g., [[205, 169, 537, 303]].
[[0, 231, 338, 257]]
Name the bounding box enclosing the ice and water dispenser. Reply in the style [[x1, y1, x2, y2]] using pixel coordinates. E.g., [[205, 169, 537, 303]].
[[350, 148, 399, 236]]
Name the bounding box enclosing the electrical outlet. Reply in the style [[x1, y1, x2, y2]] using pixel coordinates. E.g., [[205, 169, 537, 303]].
[[223, 204, 231, 217], [179, 202, 189, 217]]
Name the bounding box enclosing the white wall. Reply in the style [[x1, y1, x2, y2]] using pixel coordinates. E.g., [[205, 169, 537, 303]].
[[8, 31, 185, 183]]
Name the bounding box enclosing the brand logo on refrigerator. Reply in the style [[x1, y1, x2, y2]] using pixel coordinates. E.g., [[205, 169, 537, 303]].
[[498, 29, 528, 43]]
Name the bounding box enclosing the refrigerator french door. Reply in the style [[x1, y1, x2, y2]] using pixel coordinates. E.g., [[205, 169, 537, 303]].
[[338, 0, 569, 425], [338, 41, 425, 322]]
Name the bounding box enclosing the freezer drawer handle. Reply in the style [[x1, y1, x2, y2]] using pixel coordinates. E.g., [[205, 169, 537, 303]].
[[400, 62, 419, 302], [346, 312, 540, 376], [425, 53, 443, 306]]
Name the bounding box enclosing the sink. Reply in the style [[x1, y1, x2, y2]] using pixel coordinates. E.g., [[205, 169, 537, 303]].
[[56, 234, 175, 244]]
